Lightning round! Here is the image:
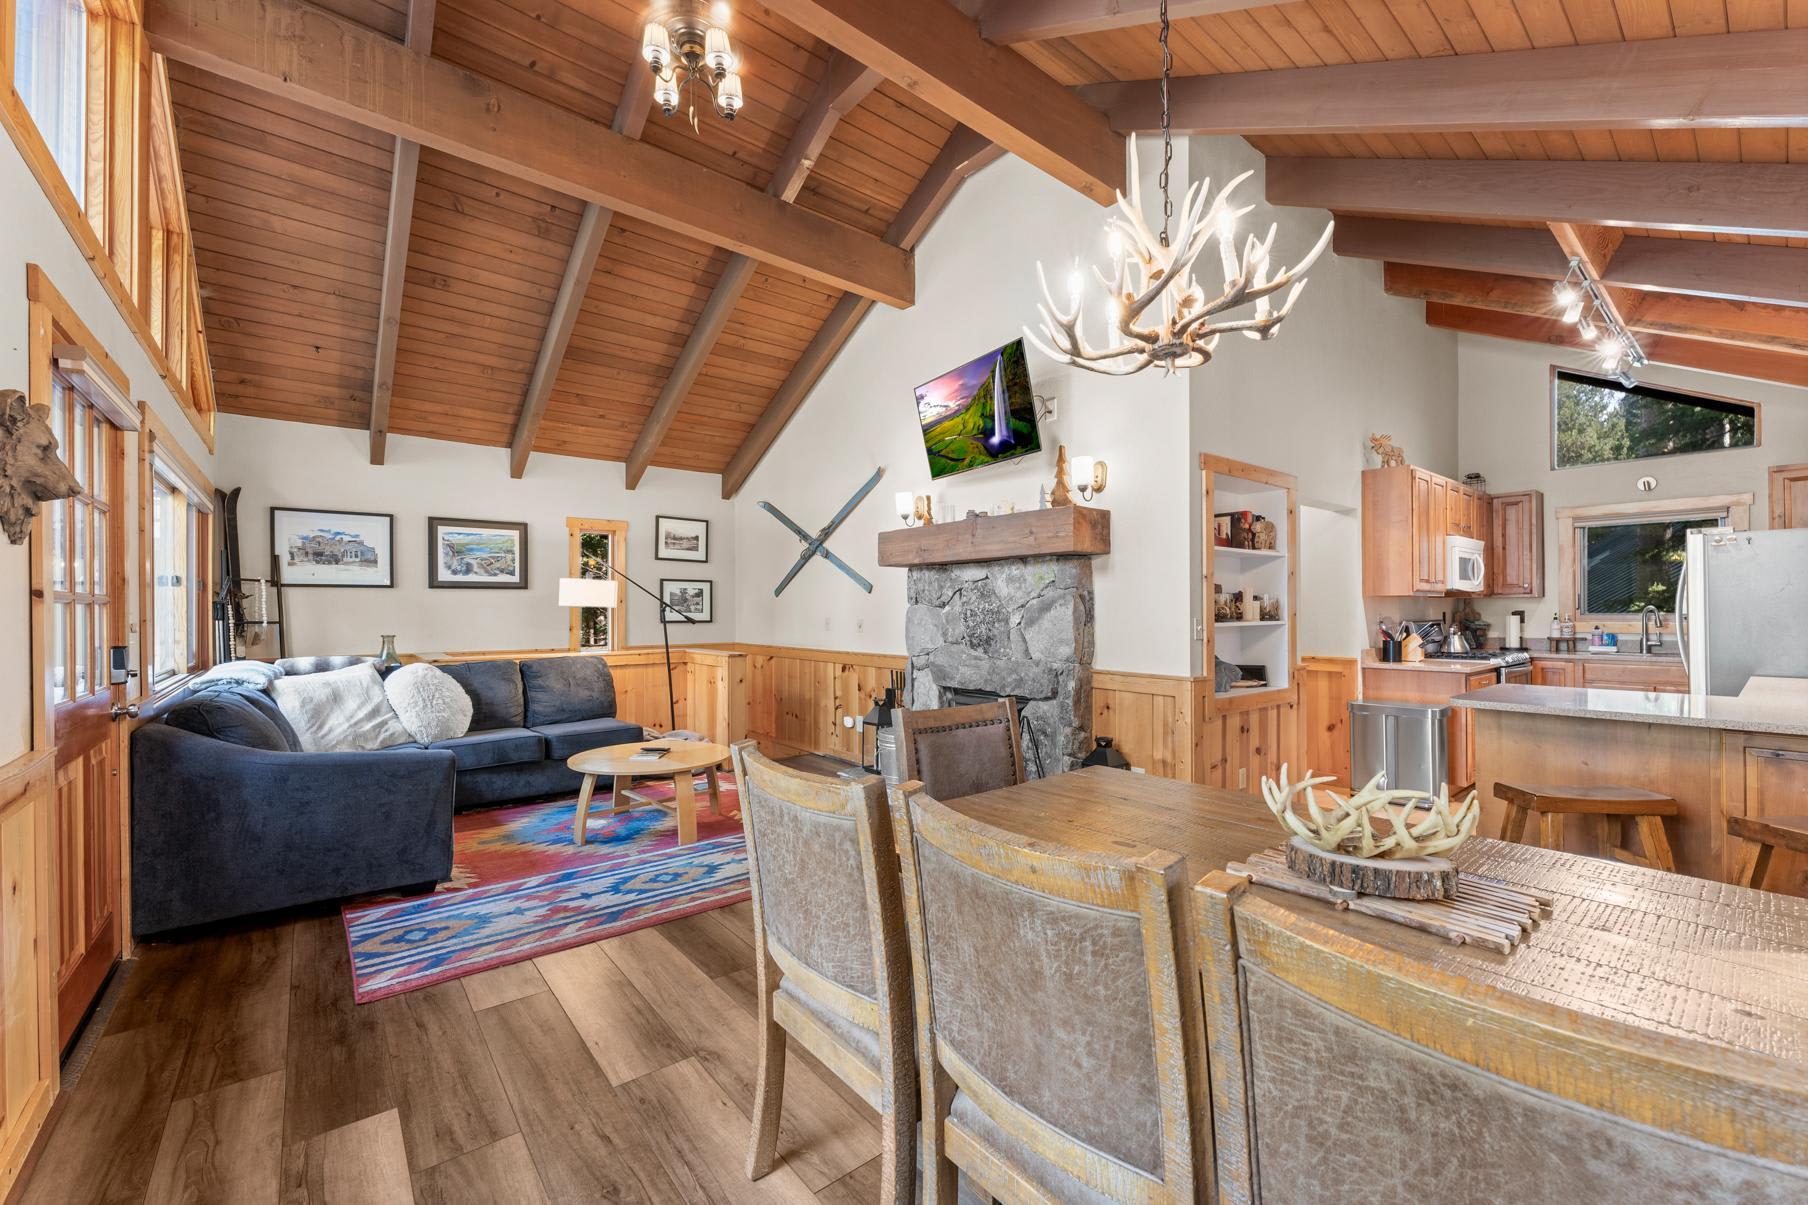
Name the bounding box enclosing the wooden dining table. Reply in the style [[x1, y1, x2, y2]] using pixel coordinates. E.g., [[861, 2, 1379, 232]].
[[944, 766, 1808, 1067]]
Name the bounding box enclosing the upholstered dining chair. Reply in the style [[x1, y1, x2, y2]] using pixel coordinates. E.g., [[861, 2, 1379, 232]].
[[889, 780, 1211, 1203], [1192, 871, 1808, 1205], [728, 741, 916, 1202], [895, 700, 1026, 800]]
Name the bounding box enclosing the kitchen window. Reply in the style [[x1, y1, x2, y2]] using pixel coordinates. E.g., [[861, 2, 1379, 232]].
[[1558, 494, 1752, 628], [1552, 369, 1758, 469]]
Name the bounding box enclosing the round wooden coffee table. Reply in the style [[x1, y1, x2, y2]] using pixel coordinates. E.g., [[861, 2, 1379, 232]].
[[567, 739, 732, 846]]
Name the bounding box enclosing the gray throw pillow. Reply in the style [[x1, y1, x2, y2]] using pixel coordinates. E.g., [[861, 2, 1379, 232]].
[[165, 693, 290, 752], [520, 657, 616, 727]]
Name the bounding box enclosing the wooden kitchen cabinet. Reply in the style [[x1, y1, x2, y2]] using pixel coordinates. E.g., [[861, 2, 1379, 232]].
[[1722, 733, 1808, 898], [1363, 466, 1486, 596], [1580, 658, 1689, 692], [1446, 483, 1482, 539], [1529, 658, 1576, 687], [1488, 490, 1544, 598]]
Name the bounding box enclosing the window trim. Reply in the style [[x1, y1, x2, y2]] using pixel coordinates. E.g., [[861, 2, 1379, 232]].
[[1548, 365, 1762, 472], [566, 517, 629, 652], [1557, 494, 1753, 633], [139, 400, 215, 693]]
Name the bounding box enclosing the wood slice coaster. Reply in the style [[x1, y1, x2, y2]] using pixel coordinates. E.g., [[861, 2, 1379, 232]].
[[1285, 838, 1458, 900], [1229, 847, 1553, 954]]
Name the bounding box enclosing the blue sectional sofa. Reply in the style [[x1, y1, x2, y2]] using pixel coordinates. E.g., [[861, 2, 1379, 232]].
[[130, 655, 643, 935]]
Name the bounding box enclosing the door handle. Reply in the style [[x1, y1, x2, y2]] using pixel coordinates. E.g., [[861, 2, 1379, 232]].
[[110, 703, 140, 721]]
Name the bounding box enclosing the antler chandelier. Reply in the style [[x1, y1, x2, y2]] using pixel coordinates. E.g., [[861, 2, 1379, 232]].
[[1027, 0, 1331, 377], [641, 2, 745, 126]]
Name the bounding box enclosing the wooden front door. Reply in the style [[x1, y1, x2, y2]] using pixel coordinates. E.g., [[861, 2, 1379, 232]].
[[45, 374, 127, 1047]]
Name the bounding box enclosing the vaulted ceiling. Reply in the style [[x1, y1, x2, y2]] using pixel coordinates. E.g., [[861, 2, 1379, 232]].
[[147, 0, 1808, 496]]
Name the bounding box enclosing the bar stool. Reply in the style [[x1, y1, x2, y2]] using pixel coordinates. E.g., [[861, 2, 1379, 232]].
[[1727, 813, 1808, 891], [1495, 782, 1680, 871]]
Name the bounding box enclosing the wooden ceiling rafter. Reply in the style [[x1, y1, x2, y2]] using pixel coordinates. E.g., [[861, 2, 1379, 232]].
[[367, 0, 436, 466], [758, 0, 1124, 204], [622, 53, 882, 490], [979, 0, 1267, 43], [1266, 158, 1808, 239], [1079, 29, 1808, 135], [506, 62, 653, 480], [1384, 264, 1808, 357], [144, 0, 917, 307], [1426, 304, 1808, 390], [720, 125, 1003, 499]]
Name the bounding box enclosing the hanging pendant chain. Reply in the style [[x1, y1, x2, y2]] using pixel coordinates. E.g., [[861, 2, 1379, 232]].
[[1158, 0, 1172, 248]]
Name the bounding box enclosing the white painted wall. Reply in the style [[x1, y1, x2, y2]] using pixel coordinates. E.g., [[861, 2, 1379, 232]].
[[215, 416, 736, 658], [1182, 136, 1459, 664], [1457, 334, 1808, 635], [733, 148, 1195, 675], [1, 130, 216, 764]]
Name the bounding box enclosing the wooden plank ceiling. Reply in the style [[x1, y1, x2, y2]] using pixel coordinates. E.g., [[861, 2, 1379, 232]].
[[167, 0, 1808, 492]]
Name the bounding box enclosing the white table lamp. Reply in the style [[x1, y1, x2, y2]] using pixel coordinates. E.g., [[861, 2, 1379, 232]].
[[558, 577, 619, 609]]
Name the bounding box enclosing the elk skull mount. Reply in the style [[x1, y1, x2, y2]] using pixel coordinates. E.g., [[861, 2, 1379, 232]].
[[1, 388, 81, 545]]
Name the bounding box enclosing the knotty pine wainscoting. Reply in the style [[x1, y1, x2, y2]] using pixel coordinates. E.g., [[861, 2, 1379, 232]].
[[418, 646, 1360, 791], [0, 750, 58, 1200]]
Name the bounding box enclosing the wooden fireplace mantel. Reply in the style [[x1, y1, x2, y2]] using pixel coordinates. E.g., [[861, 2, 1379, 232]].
[[877, 506, 1110, 567]]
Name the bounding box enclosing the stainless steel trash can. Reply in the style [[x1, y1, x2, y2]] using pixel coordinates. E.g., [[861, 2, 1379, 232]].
[[1348, 701, 1450, 795]]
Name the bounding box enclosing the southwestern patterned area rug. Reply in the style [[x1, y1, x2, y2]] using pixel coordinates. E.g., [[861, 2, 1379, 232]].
[[342, 775, 748, 1002]]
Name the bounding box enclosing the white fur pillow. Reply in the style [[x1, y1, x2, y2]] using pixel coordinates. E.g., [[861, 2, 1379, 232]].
[[383, 663, 473, 746], [269, 662, 416, 753]]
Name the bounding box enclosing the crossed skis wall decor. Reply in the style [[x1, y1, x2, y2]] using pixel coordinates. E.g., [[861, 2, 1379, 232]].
[[759, 466, 884, 596]]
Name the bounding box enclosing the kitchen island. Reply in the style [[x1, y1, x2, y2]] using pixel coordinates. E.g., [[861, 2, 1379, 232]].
[[1456, 682, 1808, 896]]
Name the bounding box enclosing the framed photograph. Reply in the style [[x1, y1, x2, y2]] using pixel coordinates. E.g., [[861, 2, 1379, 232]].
[[655, 514, 709, 562], [429, 517, 528, 589], [272, 507, 394, 588], [660, 578, 713, 623]]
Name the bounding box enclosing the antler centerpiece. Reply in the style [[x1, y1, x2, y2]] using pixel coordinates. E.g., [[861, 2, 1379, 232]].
[[1025, 139, 1332, 378], [1260, 765, 1481, 899]]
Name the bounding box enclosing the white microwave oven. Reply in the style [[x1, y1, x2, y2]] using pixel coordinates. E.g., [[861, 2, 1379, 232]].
[[1447, 535, 1485, 593]]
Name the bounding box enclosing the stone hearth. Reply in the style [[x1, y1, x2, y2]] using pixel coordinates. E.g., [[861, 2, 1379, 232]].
[[904, 556, 1095, 776]]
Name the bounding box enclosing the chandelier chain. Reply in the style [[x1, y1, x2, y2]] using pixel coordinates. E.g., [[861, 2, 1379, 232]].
[[1158, 0, 1172, 247]]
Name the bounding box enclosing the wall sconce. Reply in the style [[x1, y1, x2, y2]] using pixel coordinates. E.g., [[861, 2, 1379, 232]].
[[895, 492, 934, 527], [1070, 455, 1108, 502]]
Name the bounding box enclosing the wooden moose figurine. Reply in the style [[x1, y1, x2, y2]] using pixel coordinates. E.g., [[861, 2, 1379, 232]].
[[1368, 432, 1406, 468]]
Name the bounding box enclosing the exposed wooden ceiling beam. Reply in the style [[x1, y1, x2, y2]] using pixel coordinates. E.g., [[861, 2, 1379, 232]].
[[507, 65, 653, 481], [720, 127, 1002, 500], [1081, 29, 1808, 134], [1425, 303, 1808, 390], [1334, 217, 1808, 309], [621, 56, 881, 490], [1332, 217, 1569, 280], [1267, 158, 1808, 239], [1385, 264, 1808, 356], [758, 0, 1122, 204], [145, 0, 915, 307], [1547, 220, 1635, 354], [979, 0, 1265, 43], [367, 0, 434, 466]]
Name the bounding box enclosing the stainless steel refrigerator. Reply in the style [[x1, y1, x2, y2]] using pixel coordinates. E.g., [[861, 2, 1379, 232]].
[[1680, 527, 1808, 696]]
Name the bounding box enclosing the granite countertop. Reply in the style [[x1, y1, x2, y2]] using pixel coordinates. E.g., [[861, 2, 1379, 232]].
[[1358, 650, 1501, 674], [1454, 682, 1808, 737]]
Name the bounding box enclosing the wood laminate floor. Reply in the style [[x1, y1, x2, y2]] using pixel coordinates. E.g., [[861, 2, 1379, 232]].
[[15, 901, 883, 1205]]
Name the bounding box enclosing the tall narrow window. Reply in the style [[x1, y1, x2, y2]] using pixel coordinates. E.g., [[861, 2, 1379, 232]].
[[13, 0, 87, 203], [567, 518, 628, 651], [46, 369, 113, 704]]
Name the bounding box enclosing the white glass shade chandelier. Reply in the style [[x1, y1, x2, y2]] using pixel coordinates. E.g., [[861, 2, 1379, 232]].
[[641, 2, 745, 125], [1027, 0, 1331, 377], [1553, 259, 1646, 384]]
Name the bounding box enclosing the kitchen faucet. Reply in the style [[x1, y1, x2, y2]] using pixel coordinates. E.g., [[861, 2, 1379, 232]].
[[1641, 604, 1665, 654]]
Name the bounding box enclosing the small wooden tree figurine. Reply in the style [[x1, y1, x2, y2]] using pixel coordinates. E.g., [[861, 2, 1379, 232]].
[[1049, 444, 1075, 507]]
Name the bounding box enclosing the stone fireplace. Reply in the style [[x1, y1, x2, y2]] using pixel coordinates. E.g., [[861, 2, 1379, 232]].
[[881, 509, 1109, 777]]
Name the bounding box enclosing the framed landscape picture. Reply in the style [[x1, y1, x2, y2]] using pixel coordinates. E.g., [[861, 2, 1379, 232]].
[[660, 578, 713, 623], [272, 507, 394, 588], [655, 514, 709, 562], [428, 517, 528, 589]]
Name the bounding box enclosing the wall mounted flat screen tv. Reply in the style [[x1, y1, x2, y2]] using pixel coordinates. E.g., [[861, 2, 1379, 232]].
[[914, 338, 1040, 480]]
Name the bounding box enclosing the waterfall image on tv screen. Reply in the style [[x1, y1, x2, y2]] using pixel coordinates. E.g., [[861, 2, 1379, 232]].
[[914, 338, 1040, 480]]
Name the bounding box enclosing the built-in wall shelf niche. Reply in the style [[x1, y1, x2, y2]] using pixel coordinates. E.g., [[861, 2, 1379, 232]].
[[1202, 452, 1298, 711]]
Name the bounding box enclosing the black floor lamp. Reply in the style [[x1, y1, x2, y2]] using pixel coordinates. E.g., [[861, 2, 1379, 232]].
[[558, 568, 698, 734]]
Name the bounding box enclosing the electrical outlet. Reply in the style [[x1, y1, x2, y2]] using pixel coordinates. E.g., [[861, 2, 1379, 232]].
[[824, 616, 832, 631], [856, 617, 864, 632], [1238, 767, 1248, 790]]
